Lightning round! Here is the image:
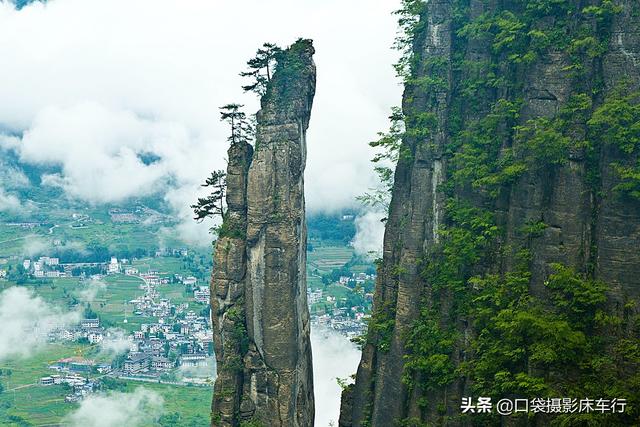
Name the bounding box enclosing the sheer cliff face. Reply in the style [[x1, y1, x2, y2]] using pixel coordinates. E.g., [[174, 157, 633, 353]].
[[341, 1, 640, 426], [211, 39, 316, 427]]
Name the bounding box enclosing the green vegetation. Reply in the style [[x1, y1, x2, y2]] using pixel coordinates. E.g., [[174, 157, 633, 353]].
[[0, 343, 104, 426], [361, 0, 640, 425], [588, 90, 640, 199], [307, 213, 356, 245], [263, 38, 314, 104], [0, 267, 212, 426], [192, 170, 227, 224], [0, 242, 213, 426], [307, 245, 354, 275], [240, 43, 282, 96], [0, 356, 211, 427]]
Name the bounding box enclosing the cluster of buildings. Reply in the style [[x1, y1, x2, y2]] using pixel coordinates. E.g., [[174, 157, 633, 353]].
[[120, 311, 212, 378], [307, 285, 372, 339], [53, 318, 107, 344], [42, 374, 99, 403], [22, 256, 67, 278], [108, 206, 164, 224], [19, 255, 119, 279], [193, 286, 210, 304], [312, 312, 369, 339], [4, 222, 45, 229], [337, 272, 376, 286], [17, 245, 198, 281], [117, 275, 212, 379], [41, 357, 108, 402], [154, 248, 189, 258], [34, 255, 214, 402]]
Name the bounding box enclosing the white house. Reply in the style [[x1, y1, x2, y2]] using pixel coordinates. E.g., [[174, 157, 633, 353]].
[[151, 357, 173, 371], [194, 287, 210, 304], [107, 257, 119, 274], [81, 318, 100, 329], [180, 353, 207, 368], [183, 276, 197, 286], [87, 331, 103, 344]]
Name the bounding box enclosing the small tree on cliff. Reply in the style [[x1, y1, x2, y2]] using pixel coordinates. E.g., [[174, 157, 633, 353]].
[[240, 42, 282, 96], [219, 103, 253, 144], [192, 170, 227, 222], [192, 104, 252, 224]]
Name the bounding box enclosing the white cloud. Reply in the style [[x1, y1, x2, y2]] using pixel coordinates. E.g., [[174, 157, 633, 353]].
[[21, 236, 51, 256], [99, 328, 134, 356], [311, 327, 362, 427], [77, 278, 106, 303], [17, 103, 181, 203], [64, 387, 164, 427], [0, 161, 29, 188], [0, 133, 21, 151], [352, 209, 386, 258], [0, 0, 402, 244], [177, 355, 216, 380], [163, 185, 218, 248], [0, 287, 81, 361], [0, 187, 21, 212]]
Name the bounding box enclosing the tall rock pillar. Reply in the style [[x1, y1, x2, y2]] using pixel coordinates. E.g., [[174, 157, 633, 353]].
[[211, 38, 316, 427]]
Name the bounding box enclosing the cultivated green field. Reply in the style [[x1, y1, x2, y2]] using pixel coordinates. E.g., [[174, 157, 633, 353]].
[[0, 343, 110, 426], [307, 245, 354, 275], [0, 341, 212, 427]]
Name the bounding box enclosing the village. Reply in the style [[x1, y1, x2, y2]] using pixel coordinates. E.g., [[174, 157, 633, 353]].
[[0, 244, 375, 405], [307, 272, 375, 339], [11, 254, 215, 404]]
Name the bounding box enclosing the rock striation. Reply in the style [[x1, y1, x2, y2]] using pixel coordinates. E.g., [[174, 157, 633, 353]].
[[211, 39, 316, 427], [341, 1, 640, 426]]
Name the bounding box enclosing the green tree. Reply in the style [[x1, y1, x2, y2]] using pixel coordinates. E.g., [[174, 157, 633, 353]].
[[83, 304, 98, 319], [192, 104, 253, 224], [191, 170, 226, 222], [358, 107, 406, 210], [219, 103, 253, 145], [240, 42, 282, 96]]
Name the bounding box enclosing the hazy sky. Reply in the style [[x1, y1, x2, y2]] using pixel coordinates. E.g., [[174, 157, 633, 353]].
[[0, 0, 402, 245]]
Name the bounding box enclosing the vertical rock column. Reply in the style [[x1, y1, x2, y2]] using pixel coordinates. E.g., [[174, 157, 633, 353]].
[[211, 140, 253, 426], [211, 39, 316, 427]]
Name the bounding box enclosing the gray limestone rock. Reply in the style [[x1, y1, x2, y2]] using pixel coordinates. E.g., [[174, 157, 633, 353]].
[[211, 39, 316, 427], [340, 1, 640, 426]]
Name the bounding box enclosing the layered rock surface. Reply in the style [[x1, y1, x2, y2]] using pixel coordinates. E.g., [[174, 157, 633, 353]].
[[340, 1, 640, 426], [211, 39, 316, 427]]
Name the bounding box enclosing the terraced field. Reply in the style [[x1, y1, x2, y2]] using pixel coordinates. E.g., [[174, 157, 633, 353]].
[[307, 245, 354, 275]]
